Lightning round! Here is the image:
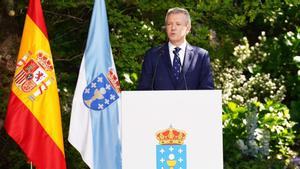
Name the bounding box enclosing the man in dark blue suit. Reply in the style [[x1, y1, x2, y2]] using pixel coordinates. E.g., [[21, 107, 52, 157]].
[[138, 7, 214, 90]]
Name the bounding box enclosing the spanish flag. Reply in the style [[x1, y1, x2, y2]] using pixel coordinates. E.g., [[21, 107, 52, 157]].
[[4, 0, 67, 168]]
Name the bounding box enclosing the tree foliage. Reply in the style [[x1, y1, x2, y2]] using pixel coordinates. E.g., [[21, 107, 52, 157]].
[[0, 0, 299, 168]]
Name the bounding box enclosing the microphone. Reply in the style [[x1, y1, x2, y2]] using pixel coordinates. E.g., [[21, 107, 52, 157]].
[[183, 72, 188, 90], [181, 45, 188, 90], [151, 45, 163, 90], [181, 53, 188, 90]]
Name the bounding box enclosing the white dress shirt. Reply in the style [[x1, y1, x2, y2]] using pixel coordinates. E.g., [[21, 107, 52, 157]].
[[168, 41, 187, 69]]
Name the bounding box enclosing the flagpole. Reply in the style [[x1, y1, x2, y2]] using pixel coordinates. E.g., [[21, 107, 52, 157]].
[[30, 161, 33, 169]]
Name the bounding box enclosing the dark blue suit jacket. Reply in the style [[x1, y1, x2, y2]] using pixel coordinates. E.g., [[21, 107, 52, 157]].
[[138, 43, 214, 90]]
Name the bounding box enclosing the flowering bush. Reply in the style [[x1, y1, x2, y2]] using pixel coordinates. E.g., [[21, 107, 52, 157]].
[[223, 100, 297, 168], [212, 5, 300, 167], [233, 34, 267, 66], [213, 32, 286, 105]]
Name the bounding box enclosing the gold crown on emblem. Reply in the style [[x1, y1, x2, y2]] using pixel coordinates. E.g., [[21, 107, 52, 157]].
[[156, 126, 187, 145], [36, 51, 53, 71]]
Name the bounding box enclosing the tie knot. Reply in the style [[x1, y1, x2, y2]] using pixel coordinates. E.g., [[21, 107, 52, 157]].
[[174, 47, 181, 54]]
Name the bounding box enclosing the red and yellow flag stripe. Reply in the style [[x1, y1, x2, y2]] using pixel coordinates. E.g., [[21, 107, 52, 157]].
[[5, 0, 66, 168]]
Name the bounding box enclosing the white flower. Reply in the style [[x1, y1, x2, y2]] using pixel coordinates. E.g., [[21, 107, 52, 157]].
[[277, 112, 283, 118], [261, 31, 265, 36], [287, 31, 294, 37], [123, 73, 133, 84], [285, 40, 293, 46], [255, 128, 263, 141], [142, 24, 148, 29], [236, 139, 248, 151], [298, 70, 300, 76], [63, 87, 68, 92], [293, 56, 300, 63]]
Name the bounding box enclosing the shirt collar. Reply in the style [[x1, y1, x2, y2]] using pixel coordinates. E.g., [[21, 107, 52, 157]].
[[168, 41, 187, 51]]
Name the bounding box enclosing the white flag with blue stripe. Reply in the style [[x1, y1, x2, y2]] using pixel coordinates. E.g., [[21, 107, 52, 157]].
[[68, 0, 121, 168]]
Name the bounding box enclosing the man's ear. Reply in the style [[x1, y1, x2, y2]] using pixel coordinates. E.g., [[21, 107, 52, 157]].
[[187, 25, 191, 34]]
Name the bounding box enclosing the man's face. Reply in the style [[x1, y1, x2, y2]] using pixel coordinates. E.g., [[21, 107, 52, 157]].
[[166, 13, 191, 46]]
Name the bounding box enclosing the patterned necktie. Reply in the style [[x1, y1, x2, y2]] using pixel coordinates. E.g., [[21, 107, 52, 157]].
[[172, 47, 181, 81]]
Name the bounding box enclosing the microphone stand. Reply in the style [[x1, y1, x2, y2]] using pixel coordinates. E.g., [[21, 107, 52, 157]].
[[151, 45, 163, 90]]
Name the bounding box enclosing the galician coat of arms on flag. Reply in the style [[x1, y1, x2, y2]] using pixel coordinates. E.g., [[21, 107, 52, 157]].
[[68, 0, 122, 168], [82, 68, 120, 111], [156, 126, 187, 169]]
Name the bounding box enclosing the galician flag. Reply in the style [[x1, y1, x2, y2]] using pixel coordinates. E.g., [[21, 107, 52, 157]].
[[4, 0, 67, 168], [68, 0, 121, 168]]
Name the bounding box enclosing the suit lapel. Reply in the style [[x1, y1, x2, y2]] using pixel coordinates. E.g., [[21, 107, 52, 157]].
[[161, 43, 172, 70], [182, 43, 194, 75], [161, 43, 177, 87]]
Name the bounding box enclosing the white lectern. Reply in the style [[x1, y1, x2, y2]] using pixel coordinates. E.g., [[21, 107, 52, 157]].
[[121, 90, 223, 169]]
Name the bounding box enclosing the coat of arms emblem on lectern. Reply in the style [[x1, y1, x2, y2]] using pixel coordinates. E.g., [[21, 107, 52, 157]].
[[156, 126, 187, 169]]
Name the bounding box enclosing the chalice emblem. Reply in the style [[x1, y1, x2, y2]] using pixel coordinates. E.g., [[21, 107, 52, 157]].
[[167, 153, 176, 169]]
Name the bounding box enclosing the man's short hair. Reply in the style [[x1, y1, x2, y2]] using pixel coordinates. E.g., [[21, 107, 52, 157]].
[[165, 7, 191, 26]]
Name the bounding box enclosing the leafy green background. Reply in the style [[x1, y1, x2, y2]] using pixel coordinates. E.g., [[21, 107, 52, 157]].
[[0, 0, 299, 168]]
